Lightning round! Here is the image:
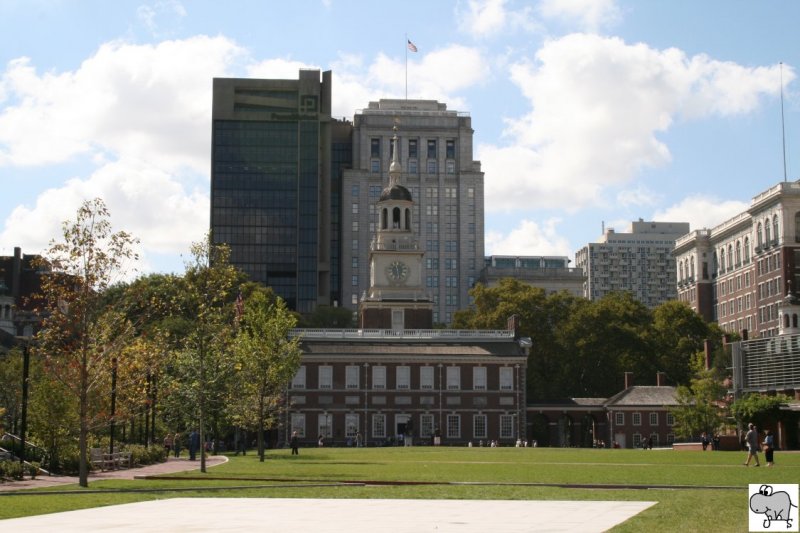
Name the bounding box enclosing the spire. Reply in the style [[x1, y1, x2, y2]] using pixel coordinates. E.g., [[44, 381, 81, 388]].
[[388, 124, 401, 187]]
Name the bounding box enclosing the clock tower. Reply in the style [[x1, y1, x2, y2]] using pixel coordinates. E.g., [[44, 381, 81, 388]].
[[359, 127, 433, 330]]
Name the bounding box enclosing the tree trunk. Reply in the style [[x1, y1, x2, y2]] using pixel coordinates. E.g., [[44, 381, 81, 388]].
[[79, 358, 89, 488], [199, 339, 206, 473], [258, 395, 265, 462]]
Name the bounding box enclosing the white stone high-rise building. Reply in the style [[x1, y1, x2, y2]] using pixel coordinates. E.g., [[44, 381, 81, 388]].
[[341, 99, 484, 325], [575, 220, 690, 307]]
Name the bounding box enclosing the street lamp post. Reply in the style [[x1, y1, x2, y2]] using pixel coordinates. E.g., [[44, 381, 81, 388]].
[[13, 314, 34, 466]]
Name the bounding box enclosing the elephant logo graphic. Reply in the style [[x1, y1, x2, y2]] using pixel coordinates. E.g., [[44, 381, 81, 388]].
[[749, 484, 799, 531]]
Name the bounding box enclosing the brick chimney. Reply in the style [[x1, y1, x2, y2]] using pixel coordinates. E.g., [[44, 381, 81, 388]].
[[507, 315, 520, 340], [656, 372, 666, 387], [624, 372, 633, 389]]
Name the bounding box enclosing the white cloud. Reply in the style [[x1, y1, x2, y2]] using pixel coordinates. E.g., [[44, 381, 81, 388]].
[[457, 0, 538, 38], [486, 218, 573, 256], [652, 195, 749, 231], [538, 0, 620, 32], [137, 0, 187, 37], [617, 185, 659, 208], [481, 33, 790, 213]]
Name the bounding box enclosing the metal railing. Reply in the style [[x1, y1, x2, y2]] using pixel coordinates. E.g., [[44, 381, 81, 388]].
[[291, 328, 514, 340]]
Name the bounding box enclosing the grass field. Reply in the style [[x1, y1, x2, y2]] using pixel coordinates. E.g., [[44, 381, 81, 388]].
[[2, 446, 798, 531]]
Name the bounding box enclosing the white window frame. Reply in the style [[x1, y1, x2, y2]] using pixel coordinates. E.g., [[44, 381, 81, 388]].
[[420, 366, 434, 390], [372, 365, 386, 390], [446, 414, 461, 438], [633, 433, 642, 448], [472, 366, 487, 391], [500, 414, 515, 438], [291, 366, 306, 389], [346, 365, 360, 389], [632, 412, 641, 426], [396, 366, 410, 390], [499, 367, 513, 390], [649, 412, 658, 426], [291, 413, 306, 438], [345, 414, 359, 438], [666, 413, 674, 426], [318, 365, 333, 390], [420, 414, 434, 438], [473, 414, 488, 439], [318, 413, 332, 438], [650, 433, 659, 447], [372, 414, 386, 438], [615, 412, 624, 426], [446, 366, 461, 390]]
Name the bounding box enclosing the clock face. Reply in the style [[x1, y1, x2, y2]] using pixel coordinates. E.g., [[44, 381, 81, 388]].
[[386, 260, 410, 283]]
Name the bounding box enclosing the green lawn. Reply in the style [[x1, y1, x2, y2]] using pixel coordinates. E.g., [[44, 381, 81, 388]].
[[2, 446, 798, 532]]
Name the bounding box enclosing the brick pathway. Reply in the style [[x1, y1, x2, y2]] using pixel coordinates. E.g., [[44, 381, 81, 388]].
[[0, 455, 227, 492]]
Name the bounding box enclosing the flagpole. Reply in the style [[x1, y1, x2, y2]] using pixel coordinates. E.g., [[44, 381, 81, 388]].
[[405, 33, 408, 100]]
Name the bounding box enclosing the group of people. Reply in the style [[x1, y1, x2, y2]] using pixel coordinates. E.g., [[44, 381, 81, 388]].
[[744, 423, 775, 467], [699, 432, 721, 451], [163, 430, 203, 460]]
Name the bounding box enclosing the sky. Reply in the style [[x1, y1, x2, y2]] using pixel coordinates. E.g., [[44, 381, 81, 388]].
[[1, 0, 799, 277]]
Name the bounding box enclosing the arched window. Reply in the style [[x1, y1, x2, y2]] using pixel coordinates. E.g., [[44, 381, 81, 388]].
[[405, 208, 411, 230], [720, 248, 726, 272], [744, 237, 750, 263], [773, 215, 779, 245], [735, 241, 741, 266], [784, 314, 790, 328], [712, 251, 718, 275], [690, 256, 695, 279], [727, 245, 733, 270], [679, 261, 685, 281], [381, 208, 388, 230], [392, 207, 401, 228], [757, 222, 763, 247], [794, 314, 798, 328], [765, 219, 771, 245]]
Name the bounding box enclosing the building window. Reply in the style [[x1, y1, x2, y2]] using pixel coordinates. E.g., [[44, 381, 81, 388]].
[[345, 414, 359, 438], [372, 414, 386, 438], [445, 160, 455, 174], [446, 139, 455, 159], [467, 187, 474, 198], [426, 205, 438, 216], [632, 412, 641, 426], [499, 367, 513, 390], [649, 413, 658, 426], [472, 367, 487, 390], [666, 413, 674, 426], [426, 187, 438, 199], [351, 184, 359, 197], [420, 366, 434, 390], [346, 365, 360, 389], [396, 366, 410, 389], [409, 159, 418, 174], [372, 366, 386, 389], [420, 414, 434, 437], [447, 366, 461, 390], [447, 414, 460, 438], [650, 433, 659, 447], [473, 415, 487, 439], [667, 433, 675, 444], [500, 415, 515, 438], [352, 239, 358, 251], [445, 241, 457, 252], [445, 258, 457, 270], [291, 413, 306, 438], [426, 276, 439, 288], [633, 433, 642, 448], [319, 366, 332, 389], [427, 160, 437, 173], [408, 139, 418, 158], [615, 412, 624, 426], [371, 138, 381, 158], [446, 276, 458, 288], [351, 293, 358, 305], [318, 413, 332, 438], [427, 139, 437, 158], [370, 159, 380, 173], [292, 366, 306, 389], [352, 221, 358, 232], [351, 275, 358, 286]]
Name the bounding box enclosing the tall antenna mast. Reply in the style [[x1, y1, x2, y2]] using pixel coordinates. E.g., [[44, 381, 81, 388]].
[[780, 62, 788, 182]]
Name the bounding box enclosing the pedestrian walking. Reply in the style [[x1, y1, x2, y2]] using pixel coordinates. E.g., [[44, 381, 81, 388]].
[[173, 433, 182, 458], [291, 431, 299, 455], [744, 423, 761, 466], [763, 429, 775, 467], [163, 433, 173, 456]]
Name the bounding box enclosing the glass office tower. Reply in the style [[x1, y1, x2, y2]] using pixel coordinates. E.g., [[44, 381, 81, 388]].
[[211, 71, 334, 313]]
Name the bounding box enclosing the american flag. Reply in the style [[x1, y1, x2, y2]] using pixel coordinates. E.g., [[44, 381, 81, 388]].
[[407, 39, 418, 53]]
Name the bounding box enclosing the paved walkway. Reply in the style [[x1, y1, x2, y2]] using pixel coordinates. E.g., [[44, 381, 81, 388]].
[[0, 497, 657, 531], [0, 455, 228, 492]]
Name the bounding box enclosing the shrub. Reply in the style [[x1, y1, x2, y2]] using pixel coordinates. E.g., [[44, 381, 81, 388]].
[[28, 461, 40, 479], [3, 461, 23, 481]]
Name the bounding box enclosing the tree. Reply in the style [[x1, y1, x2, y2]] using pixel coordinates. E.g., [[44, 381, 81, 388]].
[[177, 236, 241, 472], [232, 292, 301, 461], [297, 305, 354, 329], [34, 198, 138, 486], [649, 301, 717, 386], [730, 393, 793, 431], [670, 361, 727, 440]]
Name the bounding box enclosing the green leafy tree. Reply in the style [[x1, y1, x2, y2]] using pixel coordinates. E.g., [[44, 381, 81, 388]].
[[176, 236, 240, 472], [232, 292, 301, 461], [730, 393, 793, 431], [297, 305, 354, 328], [649, 301, 717, 386], [670, 361, 727, 440], [34, 198, 138, 487]]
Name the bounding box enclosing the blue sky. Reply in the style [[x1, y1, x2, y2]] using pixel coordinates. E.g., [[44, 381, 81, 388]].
[[1, 0, 798, 276]]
